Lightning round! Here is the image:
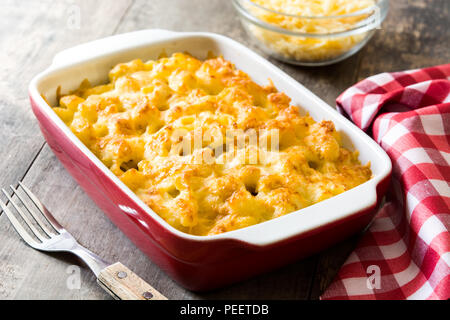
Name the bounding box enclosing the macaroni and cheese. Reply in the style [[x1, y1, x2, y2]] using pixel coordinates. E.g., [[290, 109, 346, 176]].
[[53, 53, 371, 236]]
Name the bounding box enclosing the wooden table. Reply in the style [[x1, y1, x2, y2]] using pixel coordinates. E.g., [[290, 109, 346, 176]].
[[0, 0, 448, 300]]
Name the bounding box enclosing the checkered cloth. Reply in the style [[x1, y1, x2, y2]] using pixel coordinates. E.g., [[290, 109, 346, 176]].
[[321, 64, 450, 300]]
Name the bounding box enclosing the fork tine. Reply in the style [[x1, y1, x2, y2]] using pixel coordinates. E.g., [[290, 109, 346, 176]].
[[18, 182, 64, 232], [2, 189, 47, 242], [10, 185, 55, 237], [0, 198, 42, 249]]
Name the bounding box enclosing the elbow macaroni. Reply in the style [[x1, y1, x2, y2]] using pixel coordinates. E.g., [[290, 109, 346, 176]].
[[53, 53, 371, 236]]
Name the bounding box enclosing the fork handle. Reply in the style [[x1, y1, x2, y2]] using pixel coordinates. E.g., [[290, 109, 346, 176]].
[[97, 262, 167, 300]]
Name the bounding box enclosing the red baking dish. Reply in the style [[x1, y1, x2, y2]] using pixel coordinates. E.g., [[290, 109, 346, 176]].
[[29, 29, 392, 291]]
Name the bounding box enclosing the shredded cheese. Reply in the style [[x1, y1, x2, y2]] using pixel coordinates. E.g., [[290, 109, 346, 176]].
[[246, 0, 376, 62]]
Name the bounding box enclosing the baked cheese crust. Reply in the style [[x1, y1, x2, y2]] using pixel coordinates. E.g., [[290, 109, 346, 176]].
[[53, 53, 371, 236]]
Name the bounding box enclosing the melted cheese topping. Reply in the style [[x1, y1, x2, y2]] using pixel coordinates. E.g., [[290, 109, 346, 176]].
[[53, 53, 371, 236], [246, 0, 375, 62]]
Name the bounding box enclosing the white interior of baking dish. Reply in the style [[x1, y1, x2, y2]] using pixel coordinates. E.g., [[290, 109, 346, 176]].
[[29, 29, 392, 246]]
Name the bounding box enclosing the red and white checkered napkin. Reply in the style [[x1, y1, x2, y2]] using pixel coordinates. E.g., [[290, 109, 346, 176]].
[[321, 64, 450, 300]]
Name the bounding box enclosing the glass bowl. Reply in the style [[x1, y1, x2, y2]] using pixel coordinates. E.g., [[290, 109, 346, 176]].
[[233, 0, 389, 66]]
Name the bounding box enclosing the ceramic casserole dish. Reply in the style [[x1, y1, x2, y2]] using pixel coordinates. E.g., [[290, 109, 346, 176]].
[[29, 29, 392, 291]]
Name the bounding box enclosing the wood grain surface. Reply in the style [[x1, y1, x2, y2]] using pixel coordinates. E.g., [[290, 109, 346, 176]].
[[0, 0, 448, 300], [97, 262, 168, 300]]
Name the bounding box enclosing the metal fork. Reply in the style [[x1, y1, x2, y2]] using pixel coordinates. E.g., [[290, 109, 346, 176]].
[[0, 182, 167, 300]]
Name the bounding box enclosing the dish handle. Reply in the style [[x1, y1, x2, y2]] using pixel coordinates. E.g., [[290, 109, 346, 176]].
[[50, 29, 177, 69]]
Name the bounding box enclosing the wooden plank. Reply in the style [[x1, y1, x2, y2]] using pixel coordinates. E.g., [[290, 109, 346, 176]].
[[311, 0, 450, 298], [0, 144, 317, 299], [308, 235, 360, 299], [0, 145, 108, 299], [2, 0, 448, 300], [0, 0, 371, 300], [115, 0, 325, 300], [358, 0, 450, 77], [115, 0, 364, 107], [115, 0, 367, 300], [0, 0, 132, 300], [1, 0, 321, 300], [117, 0, 373, 300], [198, 256, 317, 300], [0, 0, 133, 206]]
